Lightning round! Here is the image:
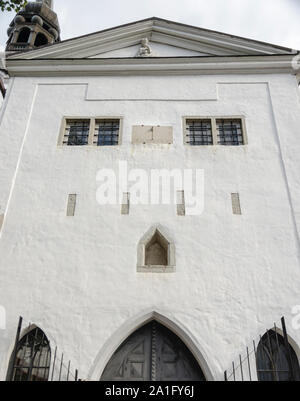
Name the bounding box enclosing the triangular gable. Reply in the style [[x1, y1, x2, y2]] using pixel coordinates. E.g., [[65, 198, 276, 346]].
[[7, 17, 297, 60], [90, 42, 208, 58]]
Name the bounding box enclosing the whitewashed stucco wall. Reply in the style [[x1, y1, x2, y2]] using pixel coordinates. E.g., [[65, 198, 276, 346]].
[[0, 73, 300, 381]]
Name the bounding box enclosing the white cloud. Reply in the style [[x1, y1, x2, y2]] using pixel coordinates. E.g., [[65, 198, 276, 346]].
[[0, 0, 299, 52]]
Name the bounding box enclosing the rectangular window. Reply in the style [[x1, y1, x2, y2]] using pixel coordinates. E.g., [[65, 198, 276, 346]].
[[184, 116, 246, 146], [185, 119, 213, 146], [94, 119, 120, 146], [59, 117, 122, 147], [63, 119, 90, 146], [217, 119, 244, 146]]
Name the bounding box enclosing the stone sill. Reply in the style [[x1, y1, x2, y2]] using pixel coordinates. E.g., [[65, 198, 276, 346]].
[[137, 265, 175, 273]]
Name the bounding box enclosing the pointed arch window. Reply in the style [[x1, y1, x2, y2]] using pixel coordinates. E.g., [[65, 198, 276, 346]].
[[9, 327, 51, 381], [256, 330, 300, 381]]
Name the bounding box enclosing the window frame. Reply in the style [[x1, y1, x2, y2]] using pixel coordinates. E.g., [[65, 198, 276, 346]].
[[58, 116, 123, 147], [183, 116, 247, 146]]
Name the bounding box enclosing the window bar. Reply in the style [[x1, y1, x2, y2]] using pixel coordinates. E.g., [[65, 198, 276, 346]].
[[186, 120, 213, 145], [75, 369, 78, 382], [43, 347, 50, 381], [64, 120, 90, 146], [51, 346, 57, 381], [246, 346, 252, 381], [281, 316, 295, 381], [239, 354, 244, 381], [0, 78, 6, 99], [95, 120, 120, 146], [18, 331, 27, 380], [217, 119, 243, 146], [27, 328, 39, 381], [232, 361, 236, 381], [18, 328, 29, 381], [8, 316, 23, 381], [47, 347, 51, 378], [67, 360, 71, 382], [59, 353, 64, 381], [253, 339, 257, 358], [231, 121, 235, 145], [257, 334, 266, 378], [224, 370, 228, 381], [35, 331, 45, 381], [42, 337, 51, 381], [274, 323, 284, 378], [265, 330, 276, 380]]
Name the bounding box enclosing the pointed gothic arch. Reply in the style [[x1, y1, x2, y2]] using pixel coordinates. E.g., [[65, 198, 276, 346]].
[[256, 329, 300, 381], [101, 320, 206, 381], [137, 225, 175, 272], [7, 325, 51, 381], [88, 310, 214, 381]]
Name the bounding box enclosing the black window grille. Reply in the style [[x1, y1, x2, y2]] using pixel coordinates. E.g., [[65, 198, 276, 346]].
[[94, 119, 120, 146], [257, 330, 300, 381], [186, 119, 213, 146], [217, 119, 244, 146], [11, 327, 51, 381], [64, 120, 90, 146]]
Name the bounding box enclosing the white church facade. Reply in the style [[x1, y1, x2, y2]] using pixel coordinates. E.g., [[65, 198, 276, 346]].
[[0, 0, 300, 381]]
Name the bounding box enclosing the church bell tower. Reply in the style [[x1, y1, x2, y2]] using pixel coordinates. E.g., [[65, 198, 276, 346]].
[[6, 0, 60, 52]]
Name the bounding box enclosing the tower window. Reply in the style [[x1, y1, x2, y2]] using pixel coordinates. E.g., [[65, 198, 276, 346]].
[[185, 119, 213, 145], [34, 33, 48, 47], [217, 119, 244, 146], [63, 119, 90, 146], [17, 28, 30, 43], [93, 119, 120, 146]]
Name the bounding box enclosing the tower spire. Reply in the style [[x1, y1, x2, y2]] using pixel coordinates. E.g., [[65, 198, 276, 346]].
[[36, 0, 53, 9], [6, 0, 60, 52]]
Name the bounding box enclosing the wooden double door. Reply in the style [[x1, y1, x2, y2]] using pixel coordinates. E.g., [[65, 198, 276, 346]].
[[101, 321, 205, 381]]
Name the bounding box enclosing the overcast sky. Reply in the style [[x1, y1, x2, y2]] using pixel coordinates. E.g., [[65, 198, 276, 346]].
[[0, 0, 299, 52]]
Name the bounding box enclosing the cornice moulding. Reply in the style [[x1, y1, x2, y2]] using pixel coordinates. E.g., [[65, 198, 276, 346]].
[[6, 55, 297, 77]]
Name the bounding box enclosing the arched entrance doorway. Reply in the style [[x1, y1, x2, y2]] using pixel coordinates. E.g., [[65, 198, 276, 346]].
[[100, 321, 206, 381]]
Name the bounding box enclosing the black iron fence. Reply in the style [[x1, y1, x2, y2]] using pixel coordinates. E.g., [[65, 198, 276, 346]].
[[7, 315, 299, 382]]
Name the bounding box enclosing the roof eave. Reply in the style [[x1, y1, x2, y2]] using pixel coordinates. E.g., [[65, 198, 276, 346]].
[[6, 54, 298, 77]]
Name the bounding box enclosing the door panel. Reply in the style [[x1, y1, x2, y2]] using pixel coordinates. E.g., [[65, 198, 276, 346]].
[[100, 321, 205, 381], [101, 324, 151, 381], [155, 323, 205, 381]]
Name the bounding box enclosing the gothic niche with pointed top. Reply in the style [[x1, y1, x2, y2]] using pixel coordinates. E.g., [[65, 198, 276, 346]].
[[137, 226, 175, 272]]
